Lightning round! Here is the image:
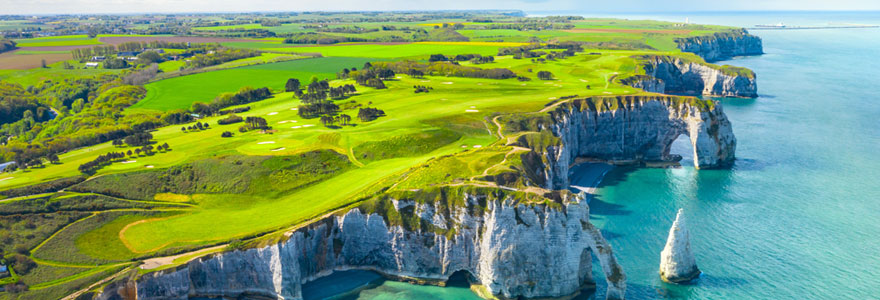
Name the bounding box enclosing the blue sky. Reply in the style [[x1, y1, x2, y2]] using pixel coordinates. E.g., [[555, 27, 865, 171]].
[[1, 0, 878, 14]]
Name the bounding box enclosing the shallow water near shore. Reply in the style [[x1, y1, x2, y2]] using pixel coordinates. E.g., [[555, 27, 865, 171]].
[[315, 12, 880, 300]]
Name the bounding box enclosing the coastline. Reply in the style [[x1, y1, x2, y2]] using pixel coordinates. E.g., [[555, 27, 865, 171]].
[[568, 162, 615, 196]]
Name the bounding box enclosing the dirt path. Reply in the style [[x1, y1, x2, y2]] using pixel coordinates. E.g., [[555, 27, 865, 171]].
[[61, 266, 135, 300]]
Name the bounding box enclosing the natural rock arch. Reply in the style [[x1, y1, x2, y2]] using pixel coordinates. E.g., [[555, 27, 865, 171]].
[[539, 96, 736, 190]]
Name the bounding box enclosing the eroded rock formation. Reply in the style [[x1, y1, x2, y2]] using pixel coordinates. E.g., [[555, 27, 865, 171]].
[[530, 96, 736, 190], [659, 209, 701, 283], [640, 55, 757, 98], [103, 188, 626, 300], [675, 29, 763, 62]]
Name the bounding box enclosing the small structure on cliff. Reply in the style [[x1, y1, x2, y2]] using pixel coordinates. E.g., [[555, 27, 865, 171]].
[[659, 209, 701, 283]]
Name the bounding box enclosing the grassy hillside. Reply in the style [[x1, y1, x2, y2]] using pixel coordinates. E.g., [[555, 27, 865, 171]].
[[0, 13, 746, 298]]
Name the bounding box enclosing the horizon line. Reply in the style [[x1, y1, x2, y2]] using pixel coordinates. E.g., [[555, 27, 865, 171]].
[[3, 9, 880, 17]]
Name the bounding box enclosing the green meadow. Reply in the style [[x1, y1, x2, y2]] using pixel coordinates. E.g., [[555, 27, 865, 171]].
[[131, 57, 374, 112], [265, 42, 518, 58]]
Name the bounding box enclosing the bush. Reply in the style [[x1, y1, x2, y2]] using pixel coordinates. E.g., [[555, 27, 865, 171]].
[[221, 131, 234, 138], [217, 114, 243, 125]]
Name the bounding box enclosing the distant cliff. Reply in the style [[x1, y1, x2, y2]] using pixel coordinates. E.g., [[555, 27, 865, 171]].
[[98, 187, 626, 300], [675, 29, 763, 62], [623, 55, 758, 98], [505, 96, 736, 190]]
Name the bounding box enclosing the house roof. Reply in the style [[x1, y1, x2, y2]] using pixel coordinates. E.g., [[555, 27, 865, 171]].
[[0, 265, 7, 272]]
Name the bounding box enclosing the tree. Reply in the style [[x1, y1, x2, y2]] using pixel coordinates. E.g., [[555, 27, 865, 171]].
[[339, 114, 351, 125], [127, 150, 133, 156], [537, 70, 554, 80], [103, 58, 129, 69], [162, 142, 170, 150], [221, 131, 233, 137], [285, 78, 301, 92], [40, 59, 47, 68], [136, 51, 162, 64], [47, 153, 59, 164]]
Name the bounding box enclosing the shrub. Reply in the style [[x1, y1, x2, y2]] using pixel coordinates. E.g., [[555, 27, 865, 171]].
[[221, 131, 234, 138], [218, 114, 243, 125]]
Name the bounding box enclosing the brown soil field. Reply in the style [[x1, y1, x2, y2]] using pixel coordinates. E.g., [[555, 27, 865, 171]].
[[563, 28, 692, 34], [0, 51, 73, 69]]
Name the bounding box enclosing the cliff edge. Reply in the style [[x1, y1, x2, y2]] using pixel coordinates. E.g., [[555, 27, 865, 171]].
[[675, 29, 763, 62]]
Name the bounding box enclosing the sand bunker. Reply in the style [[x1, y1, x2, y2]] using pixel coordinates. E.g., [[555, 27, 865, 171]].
[[442, 82, 454, 84], [121, 160, 137, 164], [291, 126, 302, 129], [473, 145, 482, 148], [271, 147, 286, 152], [465, 109, 479, 113], [267, 112, 278, 116], [257, 141, 275, 145]]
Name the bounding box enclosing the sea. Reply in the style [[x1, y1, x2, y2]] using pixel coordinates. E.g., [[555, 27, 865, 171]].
[[307, 11, 880, 299]]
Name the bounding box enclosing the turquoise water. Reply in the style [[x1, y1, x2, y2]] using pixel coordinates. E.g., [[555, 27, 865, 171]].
[[314, 12, 880, 300]]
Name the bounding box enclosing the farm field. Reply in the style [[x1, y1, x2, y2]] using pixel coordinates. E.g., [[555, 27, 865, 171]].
[[131, 56, 374, 112], [266, 42, 521, 58]]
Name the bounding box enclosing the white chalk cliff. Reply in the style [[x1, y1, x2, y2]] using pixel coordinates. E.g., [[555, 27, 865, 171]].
[[98, 188, 626, 300], [659, 209, 701, 283]]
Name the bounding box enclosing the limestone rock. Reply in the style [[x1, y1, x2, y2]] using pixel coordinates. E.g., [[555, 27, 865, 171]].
[[537, 96, 737, 190], [106, 192, 627, 300], [676, 29, 763, 62], [659, 209, 701, 283], [641, 56, 757, 98]]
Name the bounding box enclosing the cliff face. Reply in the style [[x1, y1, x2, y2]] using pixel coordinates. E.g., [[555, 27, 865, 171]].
[[638, 56, 757, 98], [113, 189, 626, 300], [532, 96, 736, 190], [675, 29, 763, 62]]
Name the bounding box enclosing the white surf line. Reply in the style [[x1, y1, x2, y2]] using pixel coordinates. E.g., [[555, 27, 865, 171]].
[[257, 141, 276, 145]]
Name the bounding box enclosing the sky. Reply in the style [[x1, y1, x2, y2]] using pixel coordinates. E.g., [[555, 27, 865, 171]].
[[0, 0, 878, 15]]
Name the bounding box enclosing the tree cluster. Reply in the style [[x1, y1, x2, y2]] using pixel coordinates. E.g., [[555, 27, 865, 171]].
[[319, 114, 352, 127], [184, 48, 260, 69], [357, 107, 385, 122], [537, 71, 554, 80], [218, 106, 251, 115], [190, 86, 271, 117], [0, 40, 15, 54], [181, 121, 210, 131], [217, 114, 243, 125], [239, 116, 269, 132], [283, 32, 367, 44], [413, 85, 433, 93]]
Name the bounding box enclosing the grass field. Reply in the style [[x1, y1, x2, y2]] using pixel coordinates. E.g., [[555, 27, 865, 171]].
[[193, 23, 307, 34], [266, 42, 516, 58], [13, 35, 101, 47], [131, 56, 374, 112], [0, 48, 658, 254]]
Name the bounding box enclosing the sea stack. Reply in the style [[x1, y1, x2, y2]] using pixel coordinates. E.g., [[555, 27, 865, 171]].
[[659, 209, 701, 283]]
